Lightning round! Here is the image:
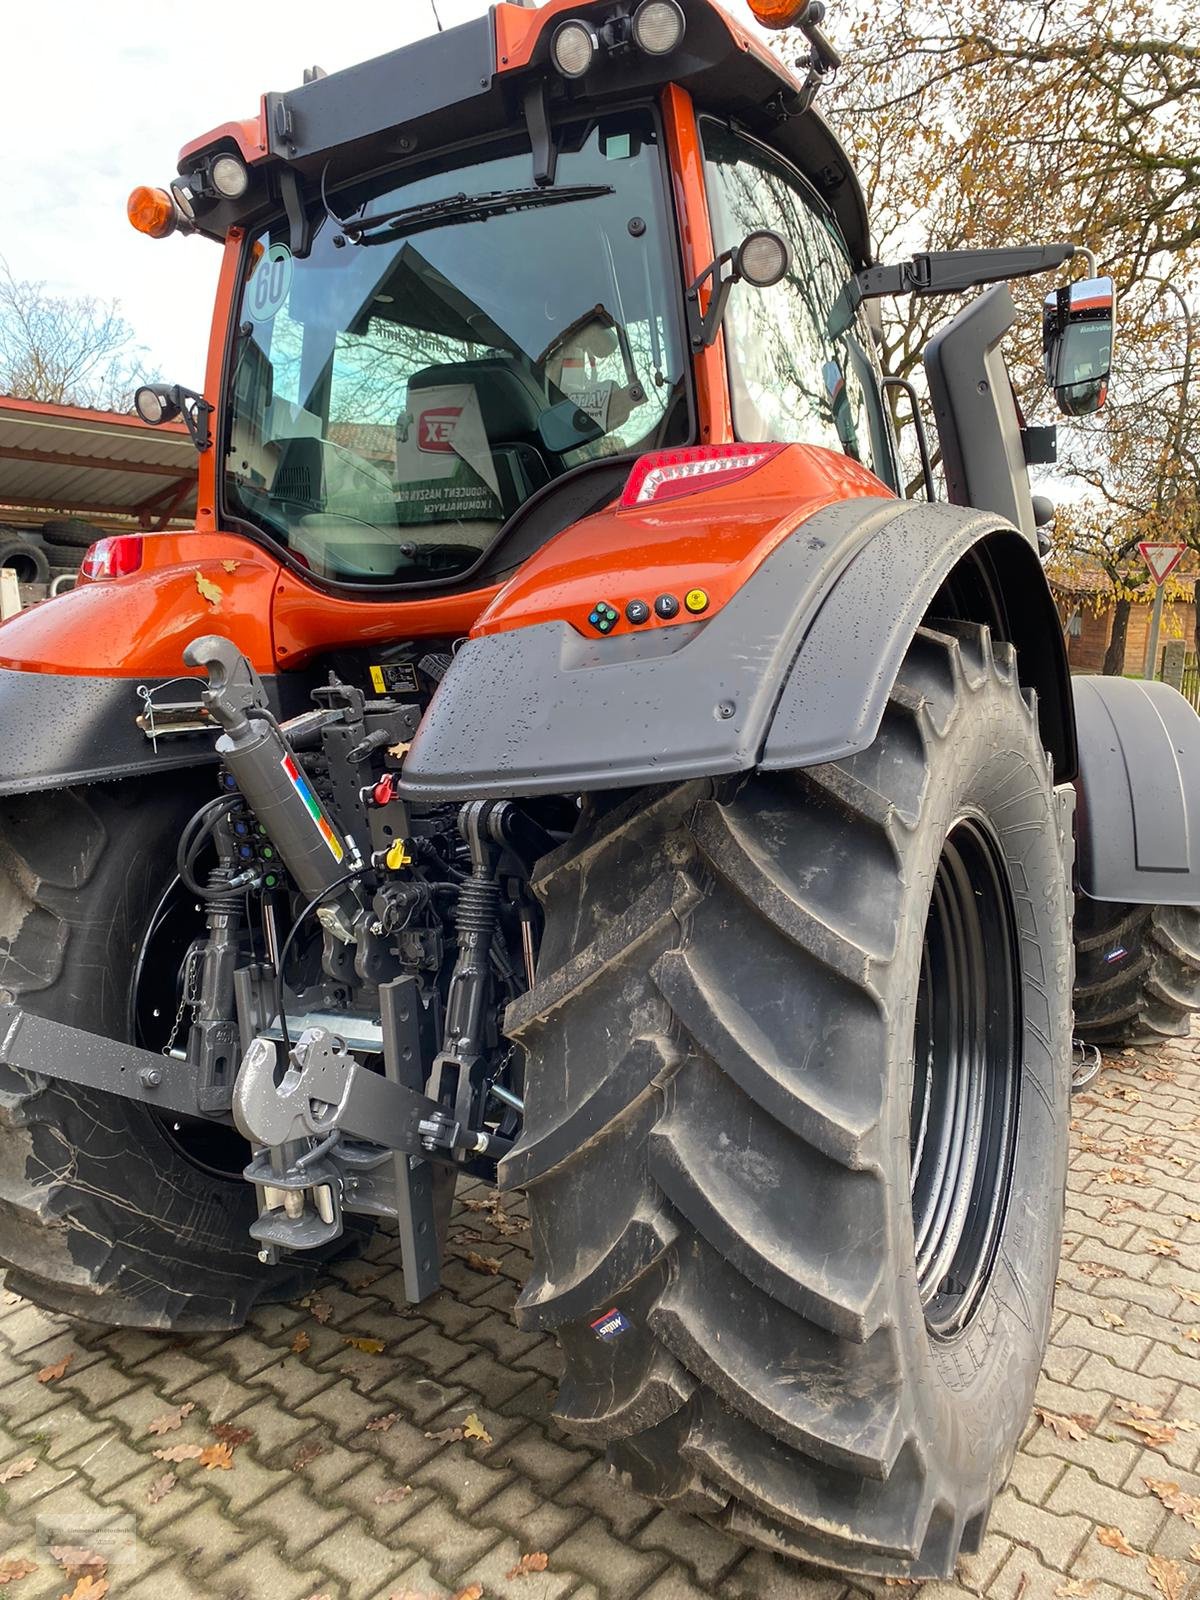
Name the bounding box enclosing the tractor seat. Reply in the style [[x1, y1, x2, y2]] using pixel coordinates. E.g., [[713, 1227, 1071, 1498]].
[[405, 359, 552, 516]]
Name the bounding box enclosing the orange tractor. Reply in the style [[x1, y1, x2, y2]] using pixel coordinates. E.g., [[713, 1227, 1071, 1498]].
[[2, 0, 1199, 1577]]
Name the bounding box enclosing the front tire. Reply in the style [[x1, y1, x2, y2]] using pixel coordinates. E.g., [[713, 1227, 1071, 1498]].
[[0, 779, 335, 1330], [1073, 898, 1200, 1047], [504, 624, 1072, 1578]]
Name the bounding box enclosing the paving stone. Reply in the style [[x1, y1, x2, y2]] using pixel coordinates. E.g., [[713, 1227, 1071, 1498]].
[[2, 1027, 1198, 1600], [1045, 1463, 1165, 1545]]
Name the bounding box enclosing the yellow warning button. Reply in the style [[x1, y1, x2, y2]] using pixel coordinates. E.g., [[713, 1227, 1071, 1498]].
[[684, 588, 709, 614]]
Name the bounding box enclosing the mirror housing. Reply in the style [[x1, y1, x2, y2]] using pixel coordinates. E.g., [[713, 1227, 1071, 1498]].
[[1043, 276, 1115, 416]]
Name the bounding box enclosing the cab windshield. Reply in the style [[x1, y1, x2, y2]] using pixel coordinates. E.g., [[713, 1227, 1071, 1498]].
[[224, 111, 691, 584]]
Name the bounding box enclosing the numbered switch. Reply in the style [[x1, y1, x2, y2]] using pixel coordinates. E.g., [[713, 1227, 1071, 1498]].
[[654, 593, 680, 619], [625, 599, 650, 625]]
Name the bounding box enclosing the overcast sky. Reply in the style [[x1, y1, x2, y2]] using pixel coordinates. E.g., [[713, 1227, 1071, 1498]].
[[0, 1, 771, 386], [0, 1, 489, 382]]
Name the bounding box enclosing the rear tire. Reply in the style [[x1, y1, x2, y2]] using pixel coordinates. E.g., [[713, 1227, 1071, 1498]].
[[1073, 898, 1200, 1046], [0, 779, 339, 1330], [504, 624, 1072, 1578], [0, 538, 50, 586]]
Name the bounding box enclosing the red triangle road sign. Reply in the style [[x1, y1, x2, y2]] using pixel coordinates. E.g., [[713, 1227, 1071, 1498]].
[[1137, 541, 1187, 586]]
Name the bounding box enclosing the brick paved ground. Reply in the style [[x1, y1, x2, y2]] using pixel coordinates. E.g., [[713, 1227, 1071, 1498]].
[[0, 1035, 1197, 1600]]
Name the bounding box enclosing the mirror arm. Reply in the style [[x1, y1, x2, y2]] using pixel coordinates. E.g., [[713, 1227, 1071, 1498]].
[[174, 387, 215, 453], [686, 251, 738, 351]]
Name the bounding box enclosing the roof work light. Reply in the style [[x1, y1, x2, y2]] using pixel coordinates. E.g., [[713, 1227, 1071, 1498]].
[[631, 1, 686, 54]]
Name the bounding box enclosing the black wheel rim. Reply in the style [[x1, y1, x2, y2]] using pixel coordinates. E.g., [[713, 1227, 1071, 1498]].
[[130, 874, 253, 1182], [910, 812, 1022, 1339]]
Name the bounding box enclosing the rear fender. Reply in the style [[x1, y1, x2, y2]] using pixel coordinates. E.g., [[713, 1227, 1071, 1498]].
[[1073, 675, 1200, 905], [399, 495, 1075, 800]]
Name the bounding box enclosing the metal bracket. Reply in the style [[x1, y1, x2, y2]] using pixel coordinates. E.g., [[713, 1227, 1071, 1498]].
[[0, 1003, 230, 1122]]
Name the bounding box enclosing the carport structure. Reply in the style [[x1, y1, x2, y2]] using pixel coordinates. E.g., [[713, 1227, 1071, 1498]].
[[0, 395, 197, 533]]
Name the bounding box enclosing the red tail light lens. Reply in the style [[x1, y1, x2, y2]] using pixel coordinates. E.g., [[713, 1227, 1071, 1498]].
[[620, 443, 786, 508], [80, 536, 144, 581]]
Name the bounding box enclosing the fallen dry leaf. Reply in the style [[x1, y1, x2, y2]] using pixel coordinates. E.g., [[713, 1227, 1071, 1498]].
[[463, 1413, 493, 1445], [1054, 1582, 1095, 1597], [292, 1439, 324, 1471], [424, 1425, 465, 1444], [36, 1354, 72, 1384], [373, 1484, 412, 1505], [147, 1401, 195, 1436], [49, 1551, 106, 1581], [1119, 1418, 1177, 1445], [0, 1459, 36, 1485], [152, 1443, 203, 1463], [1147, 1555, 1187, 1600], [1117, 1402, 1165, 1420], [59, 1579, 108, 1600], [1142, 1067, 1177, 1084], [1143, 1478, 1200, 1529], [1097, 1525, 1137, 1557], [343, 1336, 385, 1354], [220, 559, 240, 573], [365, 1412, 401, 1433], [147, 1471, 176, 1504], [1147, 1238, 1181, 1258], [198, 1442, 234, 1471], [210, 1423, 253, 1447], [0, 1557, 37, 1585], [1175, 1286, 1200, 1306], [464, 1251, 501, 1276], [1077, 1261, 1122, 1280], [1100, 1310, 1126, 1329], [291, 1330, 311, 1355], [507, 1551, 550, 1579], [194, 571, 223, 607], [453, 1587, 484, 1600], [304, 1295, 334, 1324], [1034, 1408, 1094, 1442], [1189, 1541, 1200, 1561], [1106, 1167, 1149, 1186]]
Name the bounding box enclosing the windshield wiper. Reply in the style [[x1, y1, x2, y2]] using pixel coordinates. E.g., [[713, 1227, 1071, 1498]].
[[333, 184, 614, 247]]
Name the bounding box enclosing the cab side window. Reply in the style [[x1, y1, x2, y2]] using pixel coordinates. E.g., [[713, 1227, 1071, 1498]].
[[701, 120, 896, 488]]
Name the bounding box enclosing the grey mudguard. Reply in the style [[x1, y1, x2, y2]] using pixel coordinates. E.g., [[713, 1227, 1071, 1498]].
[[1073, 674, 1200, 905], [400, 497, 1051, 801], [0, 668, 296, 796]]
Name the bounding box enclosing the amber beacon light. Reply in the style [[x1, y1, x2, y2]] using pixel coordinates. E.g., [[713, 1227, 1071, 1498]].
[[747, 0, 811, 26], [127, 185, 177, 239]]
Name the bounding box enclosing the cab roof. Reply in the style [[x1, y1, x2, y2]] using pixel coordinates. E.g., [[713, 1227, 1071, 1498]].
[[179, 0, 870, 266]]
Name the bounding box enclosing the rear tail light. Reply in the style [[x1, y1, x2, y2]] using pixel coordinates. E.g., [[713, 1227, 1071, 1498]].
[[80, 536, 144, 581], [620, 443, 786, 508]]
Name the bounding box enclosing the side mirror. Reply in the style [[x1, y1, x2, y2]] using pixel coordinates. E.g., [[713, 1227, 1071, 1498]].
[[538, 398, 604, 455], [1043, 276, 1115, 417]]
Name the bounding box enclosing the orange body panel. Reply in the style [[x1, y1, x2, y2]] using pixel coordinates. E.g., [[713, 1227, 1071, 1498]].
[[271, 574, 499, 669], [178, 107, 270, 167], [471, 445, 893, 641], [0, 534, 279, 678], [661, 83, 731, 446]]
